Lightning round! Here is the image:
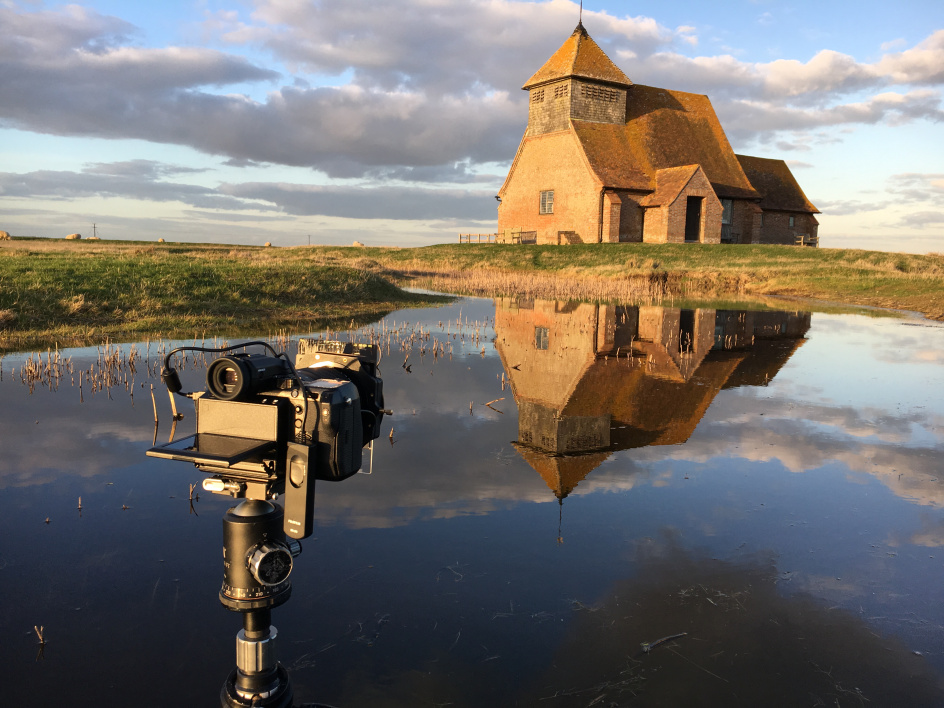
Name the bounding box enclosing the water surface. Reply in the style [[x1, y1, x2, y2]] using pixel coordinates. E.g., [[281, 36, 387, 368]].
[[2, 298, 943, 707]]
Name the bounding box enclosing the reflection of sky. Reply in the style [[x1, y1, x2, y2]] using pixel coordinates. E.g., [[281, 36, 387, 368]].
[[781, 314, 944, 415], [1, 299, 943, 706]]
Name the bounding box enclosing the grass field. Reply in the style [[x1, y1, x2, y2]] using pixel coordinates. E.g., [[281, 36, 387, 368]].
[[0, 239, 449, 350], [2, 237, 942, 350]]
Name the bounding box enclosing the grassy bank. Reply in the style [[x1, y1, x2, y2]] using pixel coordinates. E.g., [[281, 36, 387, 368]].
[[0, 239, 450, 351], [2, 238, 942, 350], [308, 242, 944, 320]]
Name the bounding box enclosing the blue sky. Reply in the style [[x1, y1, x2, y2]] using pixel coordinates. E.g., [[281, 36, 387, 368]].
[[1, 0, 943, 252]]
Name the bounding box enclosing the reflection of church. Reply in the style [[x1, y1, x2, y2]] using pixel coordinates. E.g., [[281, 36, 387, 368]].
[[494, 299, 810, 498]]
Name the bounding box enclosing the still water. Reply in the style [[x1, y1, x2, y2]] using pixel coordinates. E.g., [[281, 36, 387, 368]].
[[2, 297, 943, 707]]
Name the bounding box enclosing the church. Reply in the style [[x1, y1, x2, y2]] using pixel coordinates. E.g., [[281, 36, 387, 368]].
[[496, 23, 820, 246]]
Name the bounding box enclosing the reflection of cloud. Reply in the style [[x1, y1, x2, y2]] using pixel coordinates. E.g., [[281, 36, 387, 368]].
[[0, 376, 162, 488], [624, 391, 944, 507]]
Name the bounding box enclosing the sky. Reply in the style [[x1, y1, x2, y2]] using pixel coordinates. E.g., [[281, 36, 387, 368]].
[[1, 0, 943, 253]]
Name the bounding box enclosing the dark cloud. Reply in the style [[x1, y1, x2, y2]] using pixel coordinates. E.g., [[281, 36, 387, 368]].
[[216, 0, 675, 95], [0, 165, 269, 212], [219, 181, 497, 220], [0, 160, 496, 221]]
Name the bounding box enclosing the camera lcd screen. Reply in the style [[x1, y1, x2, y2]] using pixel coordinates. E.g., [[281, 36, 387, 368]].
[[147, 434, 275, 467]]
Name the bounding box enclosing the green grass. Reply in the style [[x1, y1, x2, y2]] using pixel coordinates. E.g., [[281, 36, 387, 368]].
[[2, 238, 942, 351], [0, 240, 450, 350]]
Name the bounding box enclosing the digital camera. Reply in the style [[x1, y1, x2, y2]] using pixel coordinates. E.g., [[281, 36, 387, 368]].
[[147, 339, 384, 540]]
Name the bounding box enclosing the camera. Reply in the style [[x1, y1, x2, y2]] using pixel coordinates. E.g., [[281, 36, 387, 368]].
[[147, 338, 385, 706], [148, 338, 385, 541]]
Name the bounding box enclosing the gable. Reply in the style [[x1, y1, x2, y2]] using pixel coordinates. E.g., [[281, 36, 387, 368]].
[[639, 165, 701, 208]]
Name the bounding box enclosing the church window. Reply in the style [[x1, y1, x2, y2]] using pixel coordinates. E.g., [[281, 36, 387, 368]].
[[721, 199, 733, 224], [789, 215, 796, 227], [531, 89, 545, 103], [554, 84, 569, 99], [535, 327, 549, 350], [540, 190, 554, 214]]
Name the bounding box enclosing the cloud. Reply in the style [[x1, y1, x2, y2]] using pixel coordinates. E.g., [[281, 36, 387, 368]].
[[896, 211, 944, 228], [0, 159, 497, 221], [815, 199, 890, 216], [886, 173, 944, 204], [875, 30, 944, 85], [1, 0, 943, 193], [0, 164, 267, 211], [219, 181, 498, 220]]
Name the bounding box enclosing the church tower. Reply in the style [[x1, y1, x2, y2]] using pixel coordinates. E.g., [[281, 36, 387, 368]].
[[522, 22, 633, 137]]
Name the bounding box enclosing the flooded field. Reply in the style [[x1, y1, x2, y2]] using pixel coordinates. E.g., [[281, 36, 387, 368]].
[[2, 297, 943, 707]]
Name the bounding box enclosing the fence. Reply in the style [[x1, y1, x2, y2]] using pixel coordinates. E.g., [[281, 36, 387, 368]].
[[458, 233, 498, 244]]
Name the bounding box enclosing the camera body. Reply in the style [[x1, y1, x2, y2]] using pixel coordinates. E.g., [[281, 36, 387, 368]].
[[148, 339, 384, 540]]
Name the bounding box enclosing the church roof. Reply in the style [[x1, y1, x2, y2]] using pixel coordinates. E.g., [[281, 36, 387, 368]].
[[572, 84, 760, 199], [736, 155, 820, 213], [523, 22, 633, 90]]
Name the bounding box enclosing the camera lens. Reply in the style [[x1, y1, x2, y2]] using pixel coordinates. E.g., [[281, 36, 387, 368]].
[[207, 357, 249, 400]]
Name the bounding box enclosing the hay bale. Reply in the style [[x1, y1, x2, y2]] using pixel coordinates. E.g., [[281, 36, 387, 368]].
[[352, 240, 365, 247], [86, 235, 100, 241], [65, 233, 82, 240], [0, 231, 11, 241], [158, 238, 165, 243], [264, 241, 272, 247]]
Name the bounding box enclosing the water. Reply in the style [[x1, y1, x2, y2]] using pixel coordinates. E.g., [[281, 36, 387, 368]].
[[2, 297, 943, 707]]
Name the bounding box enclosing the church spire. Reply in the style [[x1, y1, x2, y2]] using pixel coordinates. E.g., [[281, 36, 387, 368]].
[[522, 23, 632, 90]]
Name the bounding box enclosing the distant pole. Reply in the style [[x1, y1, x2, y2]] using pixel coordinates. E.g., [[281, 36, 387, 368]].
[[308, 234, 311, 246], [93, 223, 97, 238]]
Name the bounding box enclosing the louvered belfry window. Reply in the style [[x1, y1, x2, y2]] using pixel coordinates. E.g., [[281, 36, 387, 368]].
[[539, 190, 554, 214]]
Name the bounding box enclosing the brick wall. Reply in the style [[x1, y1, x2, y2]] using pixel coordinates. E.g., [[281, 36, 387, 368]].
[[757, 211, 819, 245], [498, 132, 602, 244], [617, 193, 645, 242], [601, 191, 621, 242], [726, 199, 760, 244]]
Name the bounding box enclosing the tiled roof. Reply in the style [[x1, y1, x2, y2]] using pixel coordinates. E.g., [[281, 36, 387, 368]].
[[736, 155, 820, 213], [572, 84, 760, 199], [523, 22, 633, 90]]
